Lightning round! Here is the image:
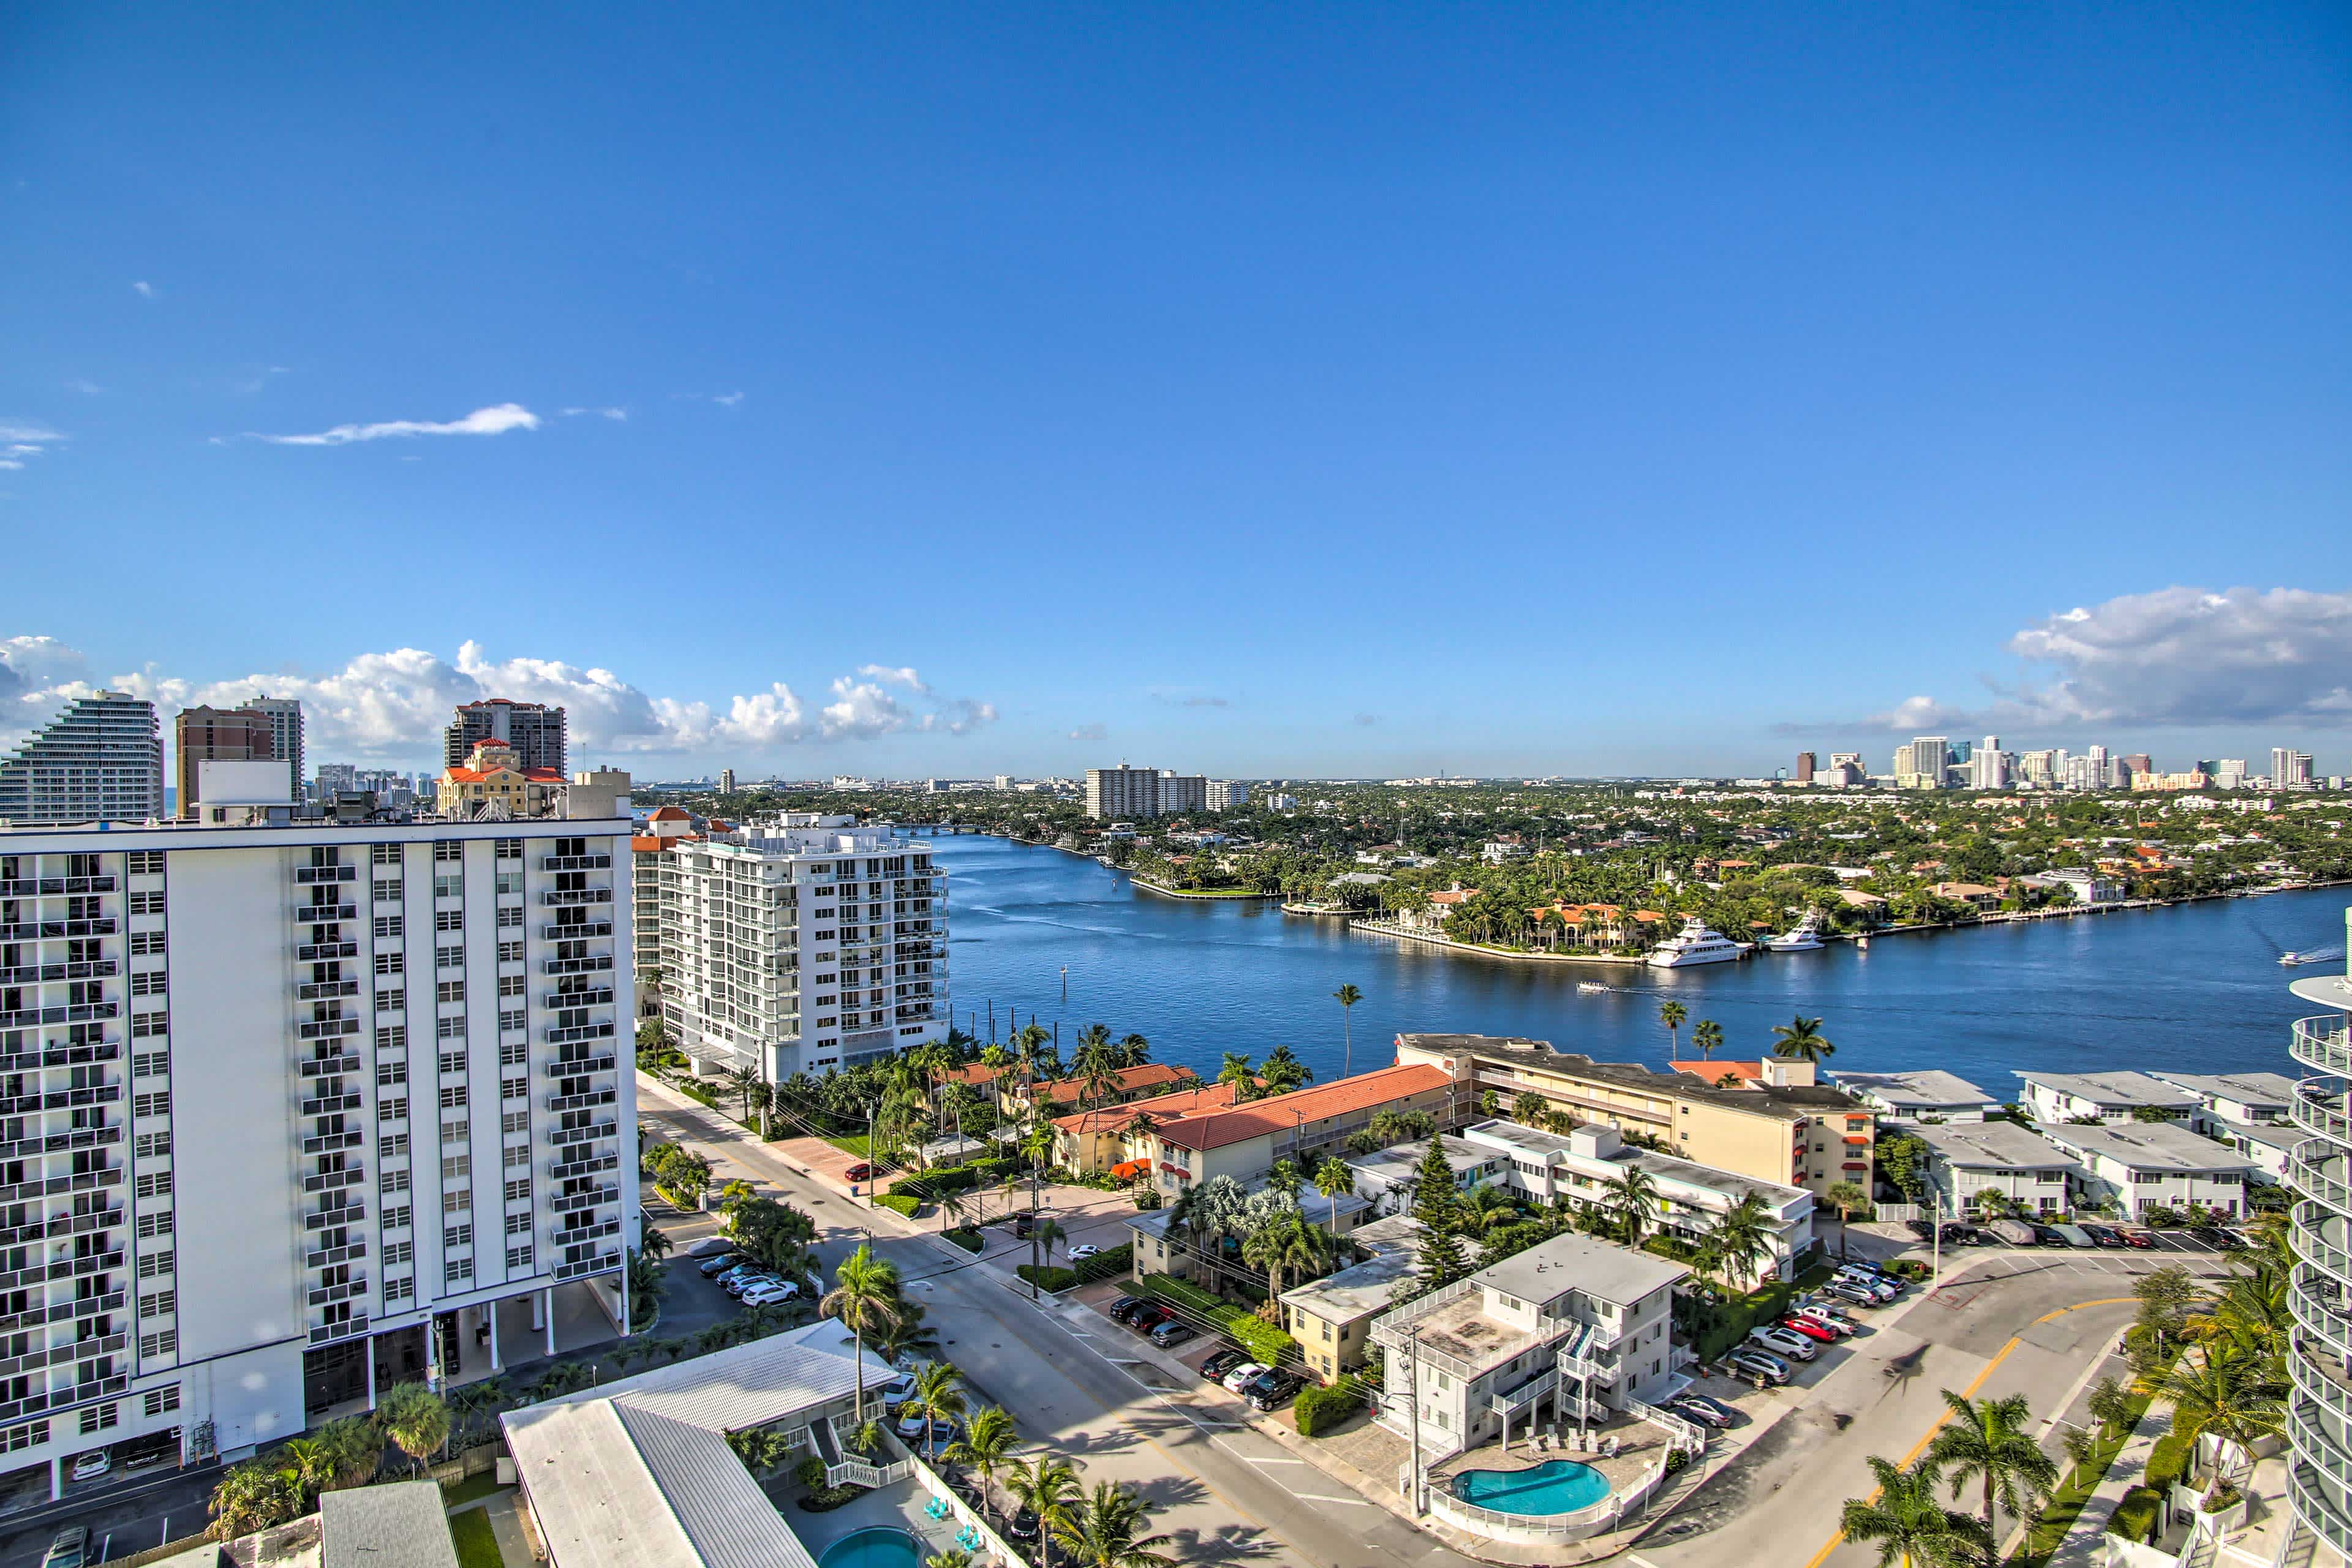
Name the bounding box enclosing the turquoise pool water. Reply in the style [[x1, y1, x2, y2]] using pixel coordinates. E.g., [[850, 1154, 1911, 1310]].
[[1452, 1459, 1611, 1515], [818, 1528, 922, 1568]]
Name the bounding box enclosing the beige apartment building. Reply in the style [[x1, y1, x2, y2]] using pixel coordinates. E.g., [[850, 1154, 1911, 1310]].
[[1393, 1034, 1874, 1199], [1147, 1061, 1457, 1199]]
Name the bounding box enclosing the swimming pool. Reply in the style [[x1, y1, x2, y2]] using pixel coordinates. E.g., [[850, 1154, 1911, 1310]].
[[817, 1528, 922, 1568], [1451, 1459, 1611, 1516]]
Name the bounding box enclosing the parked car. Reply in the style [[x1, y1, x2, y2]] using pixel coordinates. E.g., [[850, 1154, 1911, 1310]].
[[1749, 1326, 1817, 1362], [722, 1270, 776, 1297], [2119, 1229, 2155, 1250], [1108, 1295, 1146, 1324], [1724, 1349, 1790, 1387], [1006, 1509, 1040, 1541], [1795, 1303, 1858, 1335], [685, 1236, 737, 1258], [1128, 1305, 1170, 1335], [1069, 1244, 1102, 1262], [1779, 1314, 1838, 1343], [1833, 1271, 1898, 1302], [2079, 1223, 2125, 1248], [1836, 1262, 1899, 1291], [741, 1281, 800, 1306], [68, 1452, 110, 1482], [39, 1528, 88, 1568], [1823, 1281, 1880, 1308], [879, 1376, 918, 1415], [1937, 1224, 1978, 1246], [1222, 1361, 1270, 1393], [1150, 1320, 1196, 1349], [714, 1262, 764, 1287], [2203, 1228, 2247, 1252], [1245, 1370, 1302, 1411], [844, 1163, 875, 1182], [2031, 1225, 2069, 1247], [1905, 1218, 1937, 1240], [895, 1413, 957, 1449], [699, 1253, 743, 1276], [1202, 1349, 1249, 1383], [1669, 1393, 1735, 1428]]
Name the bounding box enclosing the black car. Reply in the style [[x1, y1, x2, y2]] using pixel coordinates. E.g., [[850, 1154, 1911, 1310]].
[[1905, 1219, 1937, 1240], [2081, 1224, 2125, 1248], [1202, 1349, 1249, 1383], [2031, 1225, 2068, 1246], [2202, 1228, 2247, 1251], [1127, 1304, 1170, 1334], [1107, 1295, 1145, 1324], [1006, 1508, 1040, 1541], [1245, 1370, 1302, 1411], [1936, 1223, 1976, 1246]]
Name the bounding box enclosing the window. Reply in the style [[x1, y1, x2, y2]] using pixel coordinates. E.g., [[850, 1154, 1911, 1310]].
[[442, 1118, 469, 1143], [439, 1049, 468, 1075], [434, 875, 463, 899], [132, 1050, 168, 1079], [503, 1144, 530, 1169], [445, 1256, 474, 1283], [503, 1177, 532, 1203], [497, 940, 524, 963], [130, 930, 165, 956], [0, 1419, 47, 1453], [80, 1404, 118, 1435], [134, 1132, 171, 1159], [375, 1024, 407, 1052], [375, 951, 404, 976], [130, 970, 167, 997], [442, 1153, 471, 1180], [497, 975, 526, 998], [132, 1012, 167, 1038], [444, 1223, 473, 1249], [434, 841, 462, 863], [496, 839, 522, 859], [377, 1060, 409, 1087], [135, 1172, 172, 1199], [504, 1211, 531, 1236], [443, 1189, 471, 1215], [379, 1096, 408, 1123], [385, 1239, 413, 1265], [132, 1091, 170, 1118], [374, 914, 404, 939], [499, 1009, 526, 1034], [376, 988, 405, 1014], [142, 1385, 180, 1417], [507, 1245, 533, 1270], [137, 1291, 175, 1318], [372, 845, 401, 866], [502, 1110, 529, 1135], [499, 1040, 526, 1066], [129, 891, 165, 916], [138, 1248, 175, 1278], [380, 1168, 410, 1194], [439, 1085, 469, 1110], [373, 880, 403, 903], [383, 1204, 412, 1230], [496, 906, 522, 929], [437, 981, 466, 1005], [128, 851, 164, 875], [135, 1211, 173, 1238], [435, 910, 462, 933]]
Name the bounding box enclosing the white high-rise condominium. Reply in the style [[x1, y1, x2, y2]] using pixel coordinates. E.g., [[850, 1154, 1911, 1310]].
[[0, 808, 635, 1496], [0, 693, 164, 826], [2276, 748, 2317, 789], [2019, 750, 2057, 788], [650, 815, 946, 1079], [1896, 737, 1950, 788], [2087, 745, 2112, 790], [247, 699, 305, 807], [1086, 766, 1161, 820], [1207, 780, 1249, 810], [1156, 772, 1208, 814], [2217, 759, 2248, 788], [2284, 915, 2352, 1556]]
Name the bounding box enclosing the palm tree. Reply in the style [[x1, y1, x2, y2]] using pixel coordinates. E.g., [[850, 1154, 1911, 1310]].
[[1053, 1480, 1179, 1568], [1607, 1166, 1662, 1251], [1704, 1193, 1777, 1289], [1770, 1014, 1836, 1063], [2087, 1377, 2136, 1441], [1691, 1019, 1725, 1061], [375, 1382, 450, 1477], [1260, 1044, 1311, 1095], [820, 1243, 906, 1423], [1514, 1090, 1550, 1125], [1028, 1215, 1066, 1297], [1822, 1180, 1870, 1263], [1313, 1156, 1357, 1232], [1923, 1390, 2056, 1553], [905, 1362, 969, 1450], [944, 1405, 1022, 1526], [2138, 1340, 2284, 1474], [722, 1063, 760, 1123], [1117, 1032, 1152, 1067], [925, 1552, 976, 1568], [1840, 1455, 1988, 1568], [1004, 1453, 1085, 1568], [1332, 984, 1363, 1078], [208, 1460, 303, 1539], [1216, 1052, 1258, 1099], [1659, 1000, 1687, 1052]]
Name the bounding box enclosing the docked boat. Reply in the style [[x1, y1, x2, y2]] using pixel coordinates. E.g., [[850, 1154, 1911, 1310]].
[[1646, 916, 1744, 968], [1763, 914, 1825, 953]]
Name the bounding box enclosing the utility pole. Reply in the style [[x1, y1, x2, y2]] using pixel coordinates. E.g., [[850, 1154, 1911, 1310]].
[[1403, 1324, 1425, 1515], [863, 1101, 877, 1209]]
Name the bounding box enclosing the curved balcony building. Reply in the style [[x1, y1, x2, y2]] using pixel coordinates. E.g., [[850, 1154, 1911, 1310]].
[[2290, 922, 2352, 1558]]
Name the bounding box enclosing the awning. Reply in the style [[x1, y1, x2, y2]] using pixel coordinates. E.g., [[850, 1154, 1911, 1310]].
[[1844, 1136, 1871, 1146], [1110, 1160, 1147, 1180]]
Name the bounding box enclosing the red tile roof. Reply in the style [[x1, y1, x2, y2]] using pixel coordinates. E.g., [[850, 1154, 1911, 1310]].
[[1153, 1063, 1452, 1153], [1672, 1060, 1762, 1085], [648, 806, 695, 822], [1052, 1080, 1245, 1134], [1025, 1063, 1197, 1107]]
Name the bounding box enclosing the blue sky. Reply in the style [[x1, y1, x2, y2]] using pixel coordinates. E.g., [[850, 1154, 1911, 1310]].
[[4, 5, 2349, 778]]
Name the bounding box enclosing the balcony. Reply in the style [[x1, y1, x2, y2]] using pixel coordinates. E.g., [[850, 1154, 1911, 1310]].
[[0, 875, 116, 897], [298, 1017, 362, 1041], [298, 979, 361, 1001], [0, 1041, 118, 1074], [296, 903, 358, 923], [306, 1276, 368, 1306], [0, 919, 115, 941], [547, 1088, 617, 1114], [544, 1022, 616, 1046], [541, 987, 614, 1009], [307, 1315, 370, 1348], [306, 1240, 368, 1269], [296, 940, 358, 962], [541, 921, 613, 940], [0, 1081, 122, 1117], [548, 1120, 617, 1148], [0, 960, 117, 986], [303, 1129, 364, 1155], [300, 1052, 361, 1078], [550, 1183, 619, 1214], [306, 1199, 366, 1229], [294, 865, 358, 884], [2298, 1017, 2352, 1078], [541, 853, 612, 872], [0, 1208, 119, 1248], [551, 1152, 618, 1181], [300, 1090, 362, 1117], [0, 1001, 119, 1029], [542, 954, 614, 976], [540, 888, 613, 908], [543, 1054, 615, 1078], [302, 1166, 367, 1194], [558, 1218, 620, 1246], [553, 1250, 621, 1281]]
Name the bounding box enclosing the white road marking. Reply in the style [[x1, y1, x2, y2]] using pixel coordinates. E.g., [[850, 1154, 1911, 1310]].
[[1250, 1456, 1310, 1465], [1295, 1493, 1373, 1506]]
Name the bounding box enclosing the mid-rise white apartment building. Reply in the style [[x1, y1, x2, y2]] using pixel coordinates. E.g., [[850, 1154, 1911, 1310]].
[[649, 816, 946, 1080], [1206, 780, 1248, 810], [0, 806, 636, 1497], [1084, 767, 1208, 819], [0, 694, 164, 827]]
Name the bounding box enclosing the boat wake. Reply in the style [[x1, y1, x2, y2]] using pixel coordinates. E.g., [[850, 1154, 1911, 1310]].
[[2282, 943, 2347, 967]]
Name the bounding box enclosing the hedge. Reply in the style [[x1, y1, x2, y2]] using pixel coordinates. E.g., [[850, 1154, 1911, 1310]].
[[1071, 1243, 1133, 1285], [944, 1227, 983, 1254], [1018, 1265, 1079, 1292], [871, 1193, 921, 1217], [2107, 1485, 2162, 1544], [892, 1156, 1027, 1202], [1293, 1382, 1359, 1438], [2146, 1431, 2194, 1492], [1134, 1273, 1297, 1368]]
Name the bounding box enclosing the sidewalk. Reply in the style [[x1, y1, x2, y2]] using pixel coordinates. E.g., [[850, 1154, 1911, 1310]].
[[2041, 1398, 2173, 1568]]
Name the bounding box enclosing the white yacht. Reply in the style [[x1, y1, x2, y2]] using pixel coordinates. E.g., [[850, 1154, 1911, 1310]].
[[1763, 914, 1825, 953], [1646, 916, 1744, 968]]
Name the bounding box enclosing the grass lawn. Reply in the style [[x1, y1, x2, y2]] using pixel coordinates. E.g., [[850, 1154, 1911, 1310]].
[[2015, 1393, 2153, 1567], [448, 1506, 506, 1568], [828, 1133, 871, 1158], [440, 1471, 506, 1508]]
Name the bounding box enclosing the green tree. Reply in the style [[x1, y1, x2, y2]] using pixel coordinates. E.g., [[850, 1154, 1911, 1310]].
[[905, 1361, 970, 1438], [1052, 1480, 1180, 1568], [1411, 1138, 1462, 1235], [944, 1405, 1023, 1526], [2138, 1340, 2285, 1476], [1332, 984, 1363, 1078], [1005, 1453, 1086, 1568], [1314, 1156, 1359, 1232], [1691, 1019, 1725, 1061], [1216, 1052, 1258, 1099], [1822, 1180, 1869, 1262], [208, 1460, 304, 1540], [1607, 1165, 1662, 1251], [1770, 1015, 1836, 1063], [375, 1381, 451, 1477], [1923, 1390, 2056, 1553], [1659, 1000, 1687, 1052], [1704, 1193, 1777, 1289], [820, 1243, 905, 1424], [1839, 1455, 1988, 1568]]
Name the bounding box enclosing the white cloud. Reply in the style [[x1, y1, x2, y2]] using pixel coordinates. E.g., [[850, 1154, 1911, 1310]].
[[1832, 586, 2352, 733], [131, 281, 156, 299], [1, 636, 996, 759], [856, 665, 926, 692], [1069, 722, 1109, 741], [0, 422, 64, 472], [66, 379, 103, 396], [714, 391, 744, 407], [560, 407, 627, 421], [0, 461, 20, 471], [249, 403, 541, 447]]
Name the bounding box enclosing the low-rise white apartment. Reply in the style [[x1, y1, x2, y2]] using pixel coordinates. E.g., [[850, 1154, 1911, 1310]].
[[1460, 1119, 1816, 1284], [1370, 1232, 1686, 1463], [1910, 1121, 2081, 1216], [1826, 1069, 2000, 1123], [0, 801, 637, 1497], [1344, 1135, 1509, 1216], [647, 816, 947, 1080], [2143, 1070, 2297, 1134], [2039, 1121, 2257, 1219], [2014, 1071, 2198, 1126]]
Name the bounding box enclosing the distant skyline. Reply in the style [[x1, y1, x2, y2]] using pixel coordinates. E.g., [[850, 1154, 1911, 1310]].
[[6, 7, 2349, 778]]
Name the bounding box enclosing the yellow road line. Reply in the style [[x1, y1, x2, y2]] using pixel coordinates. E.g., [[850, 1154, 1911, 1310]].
[[1796, 1297, 2135, 1568]]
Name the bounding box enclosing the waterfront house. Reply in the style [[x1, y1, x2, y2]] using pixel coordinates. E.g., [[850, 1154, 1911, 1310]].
[[1461, 1119, 1816, 1284], [1147, 1061, 1456, 1199], [1925, 881, 2003, 913], [1370, 1232, 1686, 1459], [1125, 1173, 1376, 1281], [1049, 1079, 1248, 1175], [1395, 1034, 1874, 1199], [1400, 886, 1479, 934], [2208, 1117, 2294, 1185], [1826, 1069, 2002, 1123], [2015, 1071, 2198, 1125], [1910, 1121, 2082, 1217], [2143, 1070, 2298, 1133], [2039, 1121, 2256, 1218]]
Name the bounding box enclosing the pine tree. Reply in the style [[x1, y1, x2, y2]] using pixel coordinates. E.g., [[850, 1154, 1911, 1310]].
[[1417, 1224, 1468, 1287], [1411, 1138, 1461, 1237]]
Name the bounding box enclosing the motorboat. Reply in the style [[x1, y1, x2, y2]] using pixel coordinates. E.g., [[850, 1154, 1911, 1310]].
[[1763, 914, 1825, 953], [1856, 935, 1871, 950], [1646, 916, 1744, 968], [2282, 952, 2303, 966], [1576, 981, 1608, 994]]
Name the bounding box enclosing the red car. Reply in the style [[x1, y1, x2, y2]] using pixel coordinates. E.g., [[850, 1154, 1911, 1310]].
[[844, 1163, 875, 1182], [2119, 1230, 2154, 1250], [1780, 1314, 1839, 1343]]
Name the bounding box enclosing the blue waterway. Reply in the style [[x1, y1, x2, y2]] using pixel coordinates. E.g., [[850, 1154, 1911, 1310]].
[[929, 834, 2351, 1093]]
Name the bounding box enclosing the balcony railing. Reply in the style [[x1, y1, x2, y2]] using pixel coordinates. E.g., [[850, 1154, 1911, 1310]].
[[550, 1184, 619, 1213], [294, 865, 358, 884], [0, 919, 115, 941], [547, 1088, 617, 1114], [545, 1022, 616, 1046], [548, 1121, 617, 1148], [0, 876, 116, 897], [298, 979, 361, 1001], [0, 1041, 118, 1074], [0, 1002, 119, 1029], [541, 853, 612, 872], [552, 1152, 618, 1180], [541, 921, 613, 940], [296, 903, 358, 922], [544, 1054, 615, 1078], [307, 1315, 370, 1348], [300, 1052, 361, 1078], [540, 888, 613, 907], [298, 1017, 361, 1041], [542, 955, 614, 976], [303, 1129, 364, 1155], [306, 1276, 368, 1306], [0, 960, 117, 986], [300, 1091, 361, 1117], [306, 1240, 368, 1269], [542, 987, 614, 1009], [302, 1166, 367, 1193], [553, 1250, 621, 1281], [306, 1199, 366, 1229], [296, 940, 358, 962]]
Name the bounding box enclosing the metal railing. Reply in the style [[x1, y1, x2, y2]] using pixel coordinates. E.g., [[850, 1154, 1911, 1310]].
[[544, 1054, 615, 1078]]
